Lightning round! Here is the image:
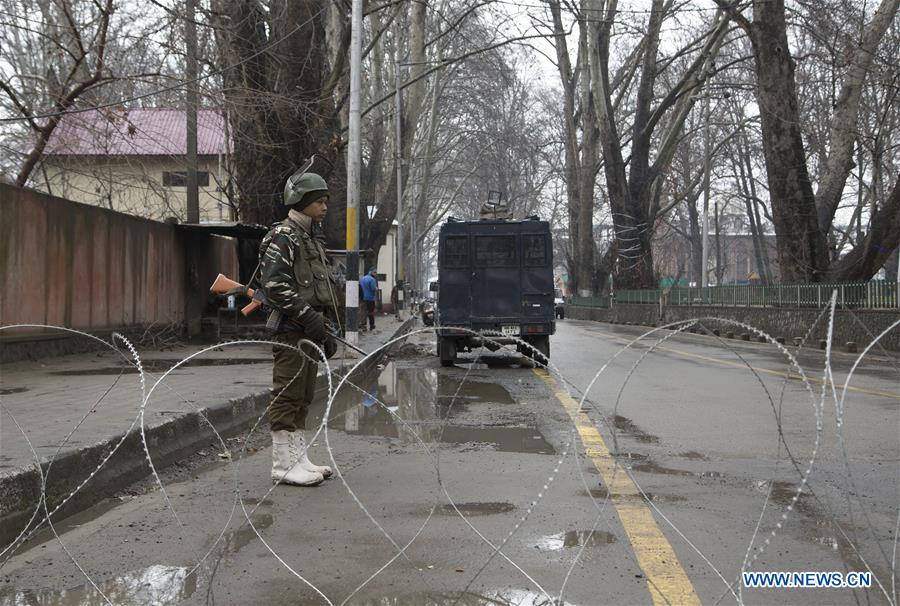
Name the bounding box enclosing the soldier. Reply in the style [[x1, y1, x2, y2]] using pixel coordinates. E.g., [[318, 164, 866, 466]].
[[258, 169, 339, 487]]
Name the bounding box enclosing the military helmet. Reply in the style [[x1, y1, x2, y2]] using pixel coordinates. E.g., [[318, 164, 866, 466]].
[[284, 170, 329, 208]]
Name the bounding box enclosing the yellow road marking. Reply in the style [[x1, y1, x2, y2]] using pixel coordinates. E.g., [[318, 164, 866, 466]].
[[592, 331, 900, 401], [534, 368, 700, 606]]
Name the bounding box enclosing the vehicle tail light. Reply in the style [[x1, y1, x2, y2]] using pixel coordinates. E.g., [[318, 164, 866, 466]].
[[524, 324, 546, 333]]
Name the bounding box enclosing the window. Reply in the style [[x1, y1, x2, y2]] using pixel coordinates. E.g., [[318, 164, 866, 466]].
[[523, 234, 549, 266], [474, 235, 517, 267], [163, 171, 209, 187], [442, 236, 469, 267]]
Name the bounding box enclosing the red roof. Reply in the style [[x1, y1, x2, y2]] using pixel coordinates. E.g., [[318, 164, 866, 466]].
[[44, 108, 229, 156]]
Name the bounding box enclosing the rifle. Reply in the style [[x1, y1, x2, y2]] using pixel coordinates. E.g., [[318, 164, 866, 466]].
[[210, 274, 265, 316], [209, 273, 370, 356]]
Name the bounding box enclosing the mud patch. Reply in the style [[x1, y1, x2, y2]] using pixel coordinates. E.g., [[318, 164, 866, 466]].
[[219, 513, 274, 556], [765, 480, 869, 574], [629, 460, 722, 479], [612, 451, 649, 462], [583, 487, 687, 503], [612, 415, 659, 443], [434, 502, 515, 516], [49, 358, 271, 375], [16, 498, 122, 551], [0, 386, 29, 395]]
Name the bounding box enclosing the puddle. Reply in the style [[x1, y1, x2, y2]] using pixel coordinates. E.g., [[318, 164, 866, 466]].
[[612, 415, 659, 443], [433, 502, 515, 516], [49, 358, 271, 375], [536, 529, 617, 551], [583, 487, 687, 503], [437, 426, 556, 454], [436, 382, 514, 404], [1, 565, 197, 605], [456, 354, 532, 369], [0, 387, 29, 395], [307, 363, 554, 454], [343, 590, 576, 605], [678, 451, 708, 460]]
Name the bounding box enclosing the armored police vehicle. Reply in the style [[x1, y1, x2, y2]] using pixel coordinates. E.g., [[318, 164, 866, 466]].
[[433, 215, 555, 366]]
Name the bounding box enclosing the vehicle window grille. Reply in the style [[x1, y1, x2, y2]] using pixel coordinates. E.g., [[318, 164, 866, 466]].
[[523, 234, 548, 266], [474, 235, 517, 267], [443, 236, 469, 267]]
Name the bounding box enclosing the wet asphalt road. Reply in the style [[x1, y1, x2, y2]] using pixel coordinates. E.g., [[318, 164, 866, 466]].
[[1, 319, 897, 605]]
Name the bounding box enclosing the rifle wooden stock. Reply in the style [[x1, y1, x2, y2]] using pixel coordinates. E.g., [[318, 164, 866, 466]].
[[209, 273, 263, 316]]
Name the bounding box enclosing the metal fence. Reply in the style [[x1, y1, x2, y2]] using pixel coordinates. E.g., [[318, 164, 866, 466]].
[[570, 281, 899, 309], [568, 295, 612, 308]]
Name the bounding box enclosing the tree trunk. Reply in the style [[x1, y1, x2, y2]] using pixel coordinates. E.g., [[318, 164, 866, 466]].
[[576, 18, 597, 296], [749, 0, 829, 282]]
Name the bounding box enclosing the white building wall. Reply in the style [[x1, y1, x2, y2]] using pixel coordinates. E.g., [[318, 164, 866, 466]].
[[37, 156, 231, 223], [376, 226, 397, 310]]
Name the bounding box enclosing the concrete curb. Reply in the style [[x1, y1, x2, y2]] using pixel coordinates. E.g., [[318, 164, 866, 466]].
[[0, 317, 416, 548]]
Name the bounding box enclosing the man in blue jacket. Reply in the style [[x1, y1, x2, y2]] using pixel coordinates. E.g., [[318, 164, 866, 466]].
[[360, 267, 378, 330]]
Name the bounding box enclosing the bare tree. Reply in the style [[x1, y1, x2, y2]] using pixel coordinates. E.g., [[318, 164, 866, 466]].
[[718, 0, 900, 281], [2, 0, 115, 186]]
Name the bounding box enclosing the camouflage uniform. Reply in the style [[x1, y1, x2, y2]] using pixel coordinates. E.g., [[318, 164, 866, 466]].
[[259, 208, 337, 433]]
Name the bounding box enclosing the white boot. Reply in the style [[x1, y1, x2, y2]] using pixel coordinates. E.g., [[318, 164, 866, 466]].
[[290, 431, 333, 479], [271, 430, 324, 486]]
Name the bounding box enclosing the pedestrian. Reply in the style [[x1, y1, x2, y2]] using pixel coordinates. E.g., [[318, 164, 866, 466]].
[[360, 267, 378, 331], [258, 168, 339, 487], [390, 283, 399, 318]]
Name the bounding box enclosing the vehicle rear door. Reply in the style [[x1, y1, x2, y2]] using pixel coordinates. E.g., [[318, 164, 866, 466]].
[[520, 230, 554, 322], [471, 231, 520, 321], [437, 232, 471, 324]]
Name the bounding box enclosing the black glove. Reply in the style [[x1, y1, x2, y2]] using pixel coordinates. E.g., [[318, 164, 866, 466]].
[[298, 307, 328, 342], [324, 335, 338, 360]]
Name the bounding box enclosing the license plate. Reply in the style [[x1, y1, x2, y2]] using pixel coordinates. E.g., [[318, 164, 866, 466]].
[[501, 325, 519, 336]]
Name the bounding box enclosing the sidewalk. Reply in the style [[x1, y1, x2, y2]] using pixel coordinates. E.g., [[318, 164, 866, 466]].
[[0, 312, 415, 546]]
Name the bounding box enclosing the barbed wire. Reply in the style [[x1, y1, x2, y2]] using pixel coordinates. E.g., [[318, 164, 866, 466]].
[[0, 304, 896, 604]]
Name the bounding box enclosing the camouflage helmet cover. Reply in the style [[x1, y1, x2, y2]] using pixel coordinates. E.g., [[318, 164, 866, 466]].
[[284, 170, 329, 208]]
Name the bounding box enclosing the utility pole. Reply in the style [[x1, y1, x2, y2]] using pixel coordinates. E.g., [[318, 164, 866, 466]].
[[395, 59, 405, 314], [185, 0, 199, 223], [700, 94, 711, 288], [345, 0, 363, 347], [411, 209, 417, 296]]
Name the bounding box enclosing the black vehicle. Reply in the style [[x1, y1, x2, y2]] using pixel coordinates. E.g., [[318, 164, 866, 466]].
[[554, 288, 565, 319], [433, 216, 555, 366]]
